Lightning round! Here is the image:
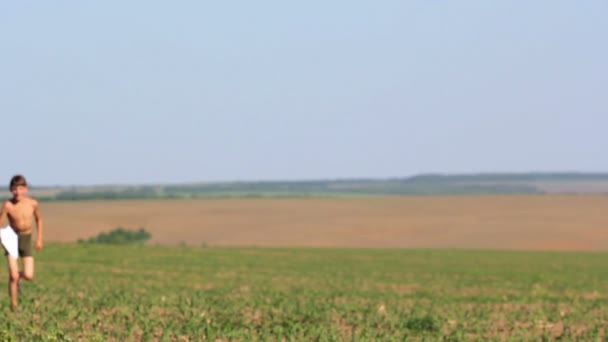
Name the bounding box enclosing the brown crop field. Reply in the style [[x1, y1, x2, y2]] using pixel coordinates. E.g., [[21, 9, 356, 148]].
[[39, 195, 608, 251]]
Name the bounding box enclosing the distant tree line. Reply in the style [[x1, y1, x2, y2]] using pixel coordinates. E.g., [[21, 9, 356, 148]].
[[29, 172, 608, 201], [408, 172, 608, 182], [42, 181, 541, 201]]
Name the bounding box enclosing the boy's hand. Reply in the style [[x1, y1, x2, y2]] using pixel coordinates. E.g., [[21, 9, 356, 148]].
[[36, 240, 43, 251]]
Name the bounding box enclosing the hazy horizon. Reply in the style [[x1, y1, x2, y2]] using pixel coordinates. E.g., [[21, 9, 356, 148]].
[[2, 1, 606, 186], [18, 170, 608, 188]]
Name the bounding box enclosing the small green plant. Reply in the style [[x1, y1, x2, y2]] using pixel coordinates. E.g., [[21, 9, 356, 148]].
[[78, 227, 151, 245], [405, 315, 440, 333], [0, 330, 14, 342]]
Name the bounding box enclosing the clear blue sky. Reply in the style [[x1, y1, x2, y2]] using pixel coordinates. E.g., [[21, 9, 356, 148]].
[[1, 1, 606, 185]]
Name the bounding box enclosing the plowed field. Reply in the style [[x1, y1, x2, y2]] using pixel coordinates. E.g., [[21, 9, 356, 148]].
[[41, 195, 608, 250]]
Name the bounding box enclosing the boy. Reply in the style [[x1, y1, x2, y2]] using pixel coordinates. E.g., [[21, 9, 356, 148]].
[[0, 175, 43, 310]]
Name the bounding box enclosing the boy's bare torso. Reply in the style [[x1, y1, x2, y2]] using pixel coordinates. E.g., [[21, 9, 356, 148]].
[[4, 197, 38, 235]]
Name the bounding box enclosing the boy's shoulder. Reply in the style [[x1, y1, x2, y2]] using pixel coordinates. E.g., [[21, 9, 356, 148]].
[[25, 196, 39, 206], [5, 197, 38, 207]]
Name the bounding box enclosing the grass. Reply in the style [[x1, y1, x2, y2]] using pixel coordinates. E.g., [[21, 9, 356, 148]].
[[1, 244, 607, 340]]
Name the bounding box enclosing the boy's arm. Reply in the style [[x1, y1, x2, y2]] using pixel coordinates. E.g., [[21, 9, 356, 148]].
[[0, 201, 8, 244], [33, 200, 43, 251], [0, 201, 7, 227], [0, 202, 5, 243]]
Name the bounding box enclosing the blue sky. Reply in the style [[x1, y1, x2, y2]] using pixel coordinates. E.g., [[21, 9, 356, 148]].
[[1, 1, 606, 185]]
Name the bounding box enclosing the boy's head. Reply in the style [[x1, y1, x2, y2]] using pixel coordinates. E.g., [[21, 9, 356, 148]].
[[9, 174, 28, 199]]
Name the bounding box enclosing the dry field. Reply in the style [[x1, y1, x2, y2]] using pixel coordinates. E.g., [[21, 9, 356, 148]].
[[39, 195, 608, 250]]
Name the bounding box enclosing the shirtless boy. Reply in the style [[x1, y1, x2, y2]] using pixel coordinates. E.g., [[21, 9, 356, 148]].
[[0, 175, 43, 309]]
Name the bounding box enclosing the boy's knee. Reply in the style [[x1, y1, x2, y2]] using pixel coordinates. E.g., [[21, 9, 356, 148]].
[[9, 273, 19, 282], [22, 272, 34, 281]]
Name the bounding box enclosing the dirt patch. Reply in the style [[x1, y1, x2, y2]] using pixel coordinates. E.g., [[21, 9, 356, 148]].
[[39, 195, 608, 250]]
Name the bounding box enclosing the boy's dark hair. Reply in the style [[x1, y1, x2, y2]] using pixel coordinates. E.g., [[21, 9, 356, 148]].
[[9, 175, 28, 190]]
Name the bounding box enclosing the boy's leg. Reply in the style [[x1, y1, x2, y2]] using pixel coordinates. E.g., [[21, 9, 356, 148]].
[[7, 256, 20, 309], [21, 257, 34, 281], [19, 234, 34, 281]]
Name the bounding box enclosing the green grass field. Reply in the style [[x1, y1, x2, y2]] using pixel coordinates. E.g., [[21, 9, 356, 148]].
[[2, 245, 608, 341]]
